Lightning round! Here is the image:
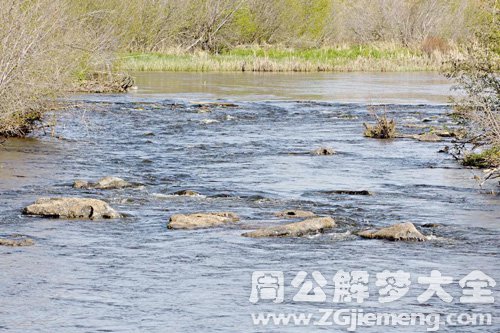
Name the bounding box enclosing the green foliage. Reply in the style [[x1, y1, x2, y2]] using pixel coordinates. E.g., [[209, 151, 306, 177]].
[[463, 146, 500, 169]]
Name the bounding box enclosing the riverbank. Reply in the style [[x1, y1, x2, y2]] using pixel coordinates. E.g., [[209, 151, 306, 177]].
[[118, 45, 449, 72]]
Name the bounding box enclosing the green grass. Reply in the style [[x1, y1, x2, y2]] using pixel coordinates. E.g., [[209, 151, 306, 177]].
[[117, 45, 444, 72]]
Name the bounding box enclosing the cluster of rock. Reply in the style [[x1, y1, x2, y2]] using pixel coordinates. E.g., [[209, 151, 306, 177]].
[[10, 176, 430, 247], [164, 208, 428, 242]]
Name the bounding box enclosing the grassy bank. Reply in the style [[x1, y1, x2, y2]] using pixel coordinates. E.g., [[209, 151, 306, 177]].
[[118, 45, 448, 72]]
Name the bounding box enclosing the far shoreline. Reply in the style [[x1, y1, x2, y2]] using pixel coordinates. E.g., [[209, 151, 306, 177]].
[[117, 45, 449, 73]]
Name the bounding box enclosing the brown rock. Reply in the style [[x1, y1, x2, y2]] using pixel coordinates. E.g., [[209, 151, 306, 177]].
[[168, 212, 239, 230], [357, 222, 427, 241], [242, 217, 336, 238], [23, 197, 121, 219]]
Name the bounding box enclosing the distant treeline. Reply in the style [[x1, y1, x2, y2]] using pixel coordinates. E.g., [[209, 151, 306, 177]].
[[69, 0, 495, 52]]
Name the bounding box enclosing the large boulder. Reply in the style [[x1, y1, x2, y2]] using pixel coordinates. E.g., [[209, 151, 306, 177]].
[[242, 217, 336, 238], [23, 197, 121, 220], [73, 176, 132, 190], [357, 222, 427, 241], [168, 212, 239, 230], [274, 210, 316, 218]]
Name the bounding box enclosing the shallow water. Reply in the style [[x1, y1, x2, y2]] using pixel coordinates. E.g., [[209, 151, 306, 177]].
[[0, 72, 498, 332]]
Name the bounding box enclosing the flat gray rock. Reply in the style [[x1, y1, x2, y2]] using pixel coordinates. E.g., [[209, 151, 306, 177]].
[[168, 212, 239, 230], [242, 217, 336, 238], [357, 222, 427, 241], [73, 176, 132, 190], [23, 197, 121, 220]]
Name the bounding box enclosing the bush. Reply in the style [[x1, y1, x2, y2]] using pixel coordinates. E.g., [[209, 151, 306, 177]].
[[0, 0, 116, 137], [444, 5, 499, 181], [363, 112, 397, 139]]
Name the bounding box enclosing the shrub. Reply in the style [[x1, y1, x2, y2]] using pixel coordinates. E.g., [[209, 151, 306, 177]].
[[444, 6, 499, 181], [0, 0, 117, 137], [363, 112, 397, 139], [462, 146, 500, 169]]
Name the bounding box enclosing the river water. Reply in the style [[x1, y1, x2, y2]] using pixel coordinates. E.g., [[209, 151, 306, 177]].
[[0, 72, 498, 332]]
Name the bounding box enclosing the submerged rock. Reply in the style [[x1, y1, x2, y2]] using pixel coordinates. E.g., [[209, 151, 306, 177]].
[[73, 180, 90, 189], [412, 133, 442, 142], [0, 236, 34, 247], [168, 212, 239, 230], [242, 217, 336, 238], [201, 119, 220, 125], [433, 129, 465, 138], [357, 222, 427, 241], [311, 147, 336, 156], [93, 176, 132, 189], [73, 176, 132, 190], [172, 190, 201, 196], [274, 210, 316, 218], [438, 146, 450, 153], [192, 102, 238, 108], [421, 223, 440, 228], [23, 197, 121, 219], [330, 190, 373, 196]]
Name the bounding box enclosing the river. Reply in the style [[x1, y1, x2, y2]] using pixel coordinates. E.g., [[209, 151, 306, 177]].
[[0, 72, 498, 332]]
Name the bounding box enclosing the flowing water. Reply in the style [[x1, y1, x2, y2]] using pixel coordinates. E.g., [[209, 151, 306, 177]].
[[0, 72, 498, 332]]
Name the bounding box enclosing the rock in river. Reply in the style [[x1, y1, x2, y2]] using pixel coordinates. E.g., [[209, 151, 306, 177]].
[[73, 176, 132, 190], [172, 190, 201, 196], [330, 190, 373, 196], [23, 197, 121, 219], [274, 210, 316, 218], [311, 147, 336, 156], [412, 133, 442, 142], [168, 212, 240, 230], [357, 222, 427, 241], [242, 217, 336, 238], [0, 236, 34, 247]]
